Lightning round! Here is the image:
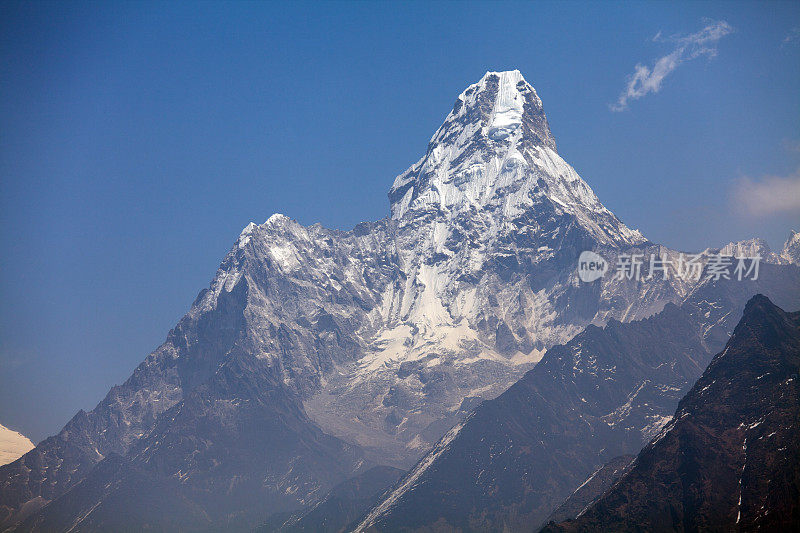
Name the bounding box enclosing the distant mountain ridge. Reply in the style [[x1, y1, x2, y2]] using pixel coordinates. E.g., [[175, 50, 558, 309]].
[[543, 295, 800, 531], [0, 425, 33, 468]]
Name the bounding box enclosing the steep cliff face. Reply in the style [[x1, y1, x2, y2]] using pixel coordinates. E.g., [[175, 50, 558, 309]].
[[782, 230, 800, 265], [544, 295, 800, 532]]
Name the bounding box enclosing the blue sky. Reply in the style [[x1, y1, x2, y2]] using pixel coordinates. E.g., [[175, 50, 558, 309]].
[[1, 1, 799, 441]]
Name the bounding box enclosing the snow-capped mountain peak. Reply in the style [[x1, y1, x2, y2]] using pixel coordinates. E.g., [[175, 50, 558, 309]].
[[0, 423, 34, 467], [173, 72, 654, 468], [389, 69, 643, 246]]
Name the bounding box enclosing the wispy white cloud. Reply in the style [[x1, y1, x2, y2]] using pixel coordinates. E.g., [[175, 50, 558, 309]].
[[783, 27, 800, 46], [731, 168, 800, 217], [611, 20, 733, 112]]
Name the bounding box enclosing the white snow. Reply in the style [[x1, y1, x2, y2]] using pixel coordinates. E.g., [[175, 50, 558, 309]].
[[642, 414, 674, 441], [269, 242, 300, 270], [265, 213, 290, 225], [236, 222, 256, 249], [487, 70, 525, 140], [737, 436, 749, 524], [0, 423, 34, 466]]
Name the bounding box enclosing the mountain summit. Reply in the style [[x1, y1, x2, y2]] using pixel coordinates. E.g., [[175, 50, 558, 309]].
[[389, 70, 644, 247], [390, 70, 555, 221]]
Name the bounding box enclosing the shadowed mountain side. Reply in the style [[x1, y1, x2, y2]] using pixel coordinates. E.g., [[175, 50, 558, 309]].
[[543, 295, 800, 532], [256, 466, 405, 533]]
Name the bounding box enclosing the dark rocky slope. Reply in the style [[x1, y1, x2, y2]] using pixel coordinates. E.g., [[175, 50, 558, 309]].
[[543, 454, 635, 525], [543, 295, 800, 532], [257, 466, 405, 533]]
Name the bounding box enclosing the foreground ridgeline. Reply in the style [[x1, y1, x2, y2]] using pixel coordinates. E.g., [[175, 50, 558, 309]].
[[542, 295, 800, 532], [1, 71, 799, 531]]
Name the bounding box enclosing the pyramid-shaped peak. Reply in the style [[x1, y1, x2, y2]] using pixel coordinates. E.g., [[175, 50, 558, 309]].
[[387, 71, 646, 247]]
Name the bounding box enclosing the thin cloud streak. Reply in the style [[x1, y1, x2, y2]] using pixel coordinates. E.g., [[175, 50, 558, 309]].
[[732, 169, 800, 217], [611, 20, 733, 112]]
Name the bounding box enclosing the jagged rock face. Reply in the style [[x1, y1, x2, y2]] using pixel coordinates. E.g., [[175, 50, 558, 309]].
[[353, 274, 800, 533], [545, 295, 800, 532], [782, 230, 800, 265], [388, 70, 640, 247], [302, 72, 677, 465]]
